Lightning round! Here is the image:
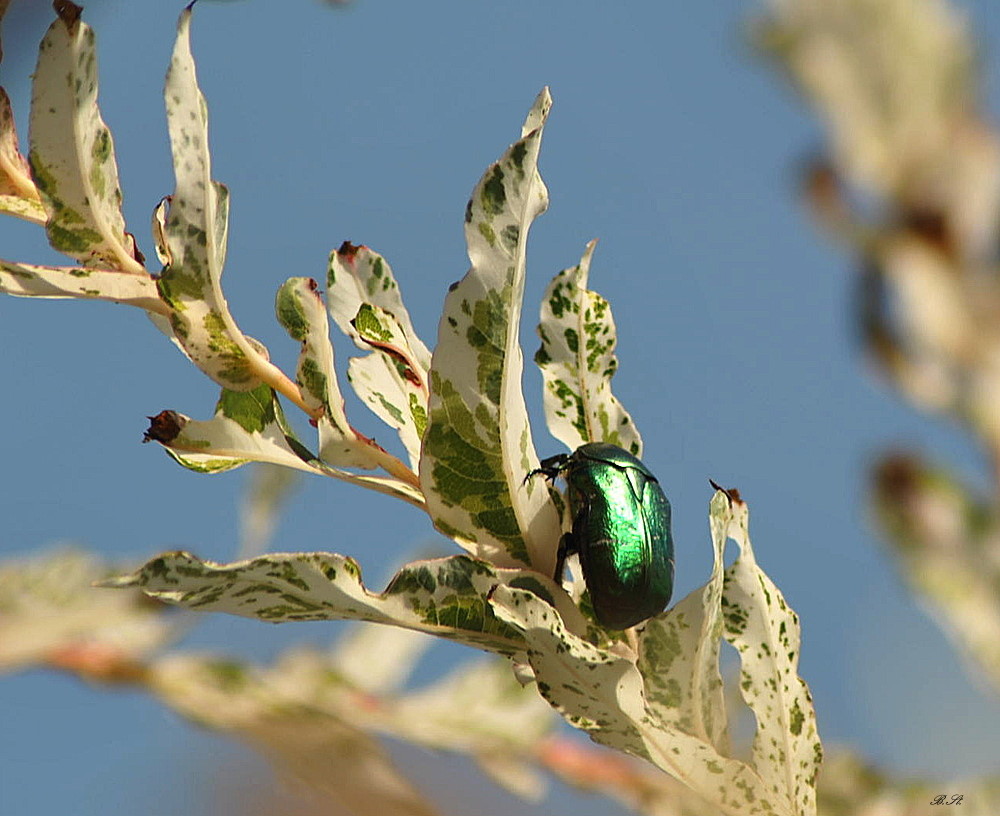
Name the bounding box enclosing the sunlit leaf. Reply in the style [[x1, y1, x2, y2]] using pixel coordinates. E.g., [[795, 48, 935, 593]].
[[29, 1, 143, 270], [717, 491, 822, 816], [142, 386, 422, 506], [488, 491, 821, 816], [419, 88, 561, 572], [638, 491, 729, 754], [328, 244, 431, 469], [107, 549, 589, 656], [0, 258, 167, 311], [155, 8, 273, 392], [0, 88, 44, 223], [275, 276, 381, 469], [535, 240, 641, 455]]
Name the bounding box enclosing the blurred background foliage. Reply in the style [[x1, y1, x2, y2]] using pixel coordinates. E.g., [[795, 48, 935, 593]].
[[3, 0, 1000, 814]]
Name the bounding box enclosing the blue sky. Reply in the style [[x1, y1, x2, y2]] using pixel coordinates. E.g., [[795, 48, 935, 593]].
[[3, 1, 1000, 814]]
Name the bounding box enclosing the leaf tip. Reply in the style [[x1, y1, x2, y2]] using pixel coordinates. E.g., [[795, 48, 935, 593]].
[[93, 572, 137, 589], [709, 478, 743, 505], [143, 410, 186, 444], [53, 0, 82, 26]]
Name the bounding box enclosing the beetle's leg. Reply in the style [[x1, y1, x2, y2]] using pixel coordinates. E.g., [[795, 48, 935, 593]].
[[553, 531, 578, 585], [523, 453, 569, 485]]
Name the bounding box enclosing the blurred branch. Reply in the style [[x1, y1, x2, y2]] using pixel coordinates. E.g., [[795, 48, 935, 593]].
[[759, 0, 1000, 693]]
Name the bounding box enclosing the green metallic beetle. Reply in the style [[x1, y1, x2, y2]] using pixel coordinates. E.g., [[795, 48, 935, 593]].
[[529, 442, 674, 630]]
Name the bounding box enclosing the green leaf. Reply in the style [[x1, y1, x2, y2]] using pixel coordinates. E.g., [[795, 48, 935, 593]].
[[717, 492, 822, 816], [275, 276, 380, 469], [107, 550, 588, 657], [535, 240, 642, 455], [328, 244, 431, 469], [0, 258, 166, 312], [419, 88, 562, 572], [156, 8, 270, 392], [28, 2, 144, 271]]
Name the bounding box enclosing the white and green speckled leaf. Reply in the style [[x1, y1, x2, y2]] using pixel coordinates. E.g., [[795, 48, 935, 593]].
[[28, 1, 144, 271], [346, 303, 428, 469], [144, 385, 315, 475], [0, 87, 45, 223], [156, 8, 274, 392], [0, 258, 168, 312], [327, 243, 432, 372], [328, 244, 431, 469], [489, 584, 780, 816], [419, 89, 562, 573], [144, 385, 422, 505], [488, 584, 651, 758], [108, 550, 588, 657], [637, 490, 729, 754], [275, 276, 380, 469], [535, 240, 642, 455], [719, 492, 821, 816]]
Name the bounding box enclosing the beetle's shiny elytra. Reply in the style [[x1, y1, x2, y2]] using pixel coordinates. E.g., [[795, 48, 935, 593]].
[[529, 442, 674, 630]]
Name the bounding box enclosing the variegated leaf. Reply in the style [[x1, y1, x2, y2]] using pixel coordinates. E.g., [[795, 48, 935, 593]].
[[346, 303, 428, 469], [535, 240, 641, 455], [489, 584, 780, 816], [0, 258, 167, 312], [719, 492, 822, 816], [0, 87, 45, 223], [275, 277, 380, 469], [327, 242, 432, 371], [419, 88, 561, 573], [143, 386, 423, 506], [108, 550, 589, 656], [328, 245, 431, 469], [29, 1, 144, 271], [143, 386, 316, 475], [156, 8, 273, 392], [637, 490, 729, 754]]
